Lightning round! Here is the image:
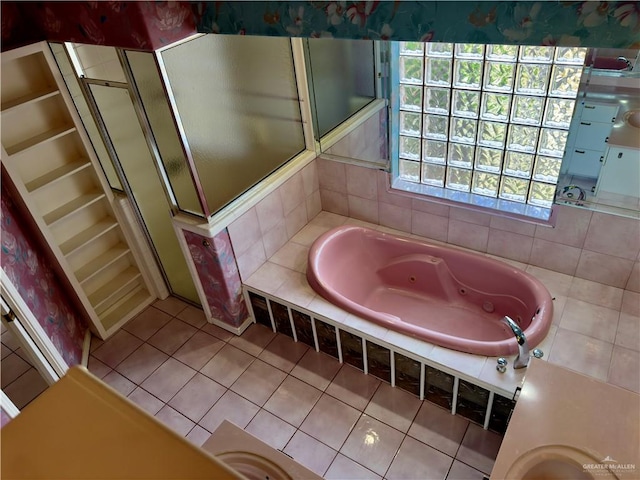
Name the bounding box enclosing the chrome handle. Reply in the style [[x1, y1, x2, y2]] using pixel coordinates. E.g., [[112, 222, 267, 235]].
[[496, 357, 508, 373], [533, 349, 544, 359]]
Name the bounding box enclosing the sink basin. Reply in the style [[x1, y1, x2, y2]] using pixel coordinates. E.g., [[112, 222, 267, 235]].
[[217, 451, 293, 480], [624, 111, 640, 128], [504, 445, 619, 480]]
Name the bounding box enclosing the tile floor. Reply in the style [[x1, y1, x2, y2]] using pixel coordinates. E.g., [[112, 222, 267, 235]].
[[88, 297, 500, 479], [1, 325, 49, 409]]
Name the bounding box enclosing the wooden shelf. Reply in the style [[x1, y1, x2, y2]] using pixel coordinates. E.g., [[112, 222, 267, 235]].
[[91, 268, 142, 315], [75, 245, 130, 284], [25, 160, 92, 193], [2, 43, 156, 341], [1, 89, 60, 113], [43, 193, 106, 226], [100, 286, 153, 332], [5, 125, 76, 156], [59, 219, 119, 256]]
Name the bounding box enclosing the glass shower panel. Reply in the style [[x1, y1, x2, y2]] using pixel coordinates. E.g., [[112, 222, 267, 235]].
[[69, 43, 126, 82], [88, 84, 199, 304], [49, 43, 123, 191], [160, 35, 305, 215], [124, 50, 203, 217], [306, 39, 376, 138]]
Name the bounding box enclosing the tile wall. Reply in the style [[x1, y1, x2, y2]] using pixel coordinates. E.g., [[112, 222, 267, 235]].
[[227, 161, 321, 281], [317, 157, 640, 292]]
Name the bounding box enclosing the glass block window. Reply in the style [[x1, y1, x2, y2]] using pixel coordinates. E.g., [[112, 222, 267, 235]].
[[396, 43, 586, 208]]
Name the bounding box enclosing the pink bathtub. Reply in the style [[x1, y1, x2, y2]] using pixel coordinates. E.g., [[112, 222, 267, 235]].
[[306, 226, 553, 356]]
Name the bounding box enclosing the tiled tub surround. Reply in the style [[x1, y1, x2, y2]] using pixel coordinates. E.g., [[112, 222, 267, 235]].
[[318, 158, 640, 292], [245, 212, 640, 400], [227, 161, 321, 283], [90, 297, 504, 479]]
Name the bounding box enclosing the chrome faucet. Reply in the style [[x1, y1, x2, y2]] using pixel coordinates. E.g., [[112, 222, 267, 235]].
[[617, 56, 632, 70], [502, 316, 529, 369]]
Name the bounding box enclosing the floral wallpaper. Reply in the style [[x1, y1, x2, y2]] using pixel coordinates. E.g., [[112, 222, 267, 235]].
[[194, 1, 640, 48], [183, 228, 249, 329], [1, 1, 196, 52], [1, 188, 88, 366]]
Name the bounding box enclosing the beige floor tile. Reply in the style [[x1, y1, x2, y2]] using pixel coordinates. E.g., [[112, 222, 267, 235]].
[[300, 394, 361, 450], [230, 359, 287, 406], [228, 323, 276, 357], [168, 373, 226, 422], [340, 414, 404, 476], [408, 401, 469, 457], [199, 390, 259, 433], [263, 375, 322, 427], [325, 453, 381, 480], [364, 383, 422, 433], [290, 349, 341, 391], [386, 436, 453, 480], [173, 331, 225, 370], [245, 409, 296, 450], [455, 423, 502, 475], [154, 405, 195, 436], [200, 344, 254, 387], [283, 430, 337, 477], [325, 363, 380, 411]]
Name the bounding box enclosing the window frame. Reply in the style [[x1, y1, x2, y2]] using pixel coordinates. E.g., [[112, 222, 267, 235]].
[[390, 42, 586, 221]]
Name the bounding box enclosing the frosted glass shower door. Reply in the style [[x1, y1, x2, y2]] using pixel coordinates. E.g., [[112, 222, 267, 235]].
[[88, 84, 199, 304], [160, 34, 306, 214]]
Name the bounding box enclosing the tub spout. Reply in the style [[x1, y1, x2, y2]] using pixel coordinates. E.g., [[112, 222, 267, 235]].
[[501, 316, 529, 369], [617, 56, 632, 70]]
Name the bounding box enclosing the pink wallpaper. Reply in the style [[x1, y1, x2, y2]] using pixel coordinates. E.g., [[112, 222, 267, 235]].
[[183, 228, 249, 329], [1, 1, 196, 52], [1, 182, 88, 366]]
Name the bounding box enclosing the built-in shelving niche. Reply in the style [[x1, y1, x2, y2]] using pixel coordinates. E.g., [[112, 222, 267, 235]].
[[1, 42, 154, 339], [246, 288, 516, 435]]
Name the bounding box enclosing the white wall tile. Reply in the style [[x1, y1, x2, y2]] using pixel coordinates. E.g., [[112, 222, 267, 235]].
[[449, 207, 491, 226], [320, 189, 349, 216], [255, 191, 284, 235], [236, 240, 267, 281], [306, 190, 322, 220], [583, 212, 640, 260], [535, 204, 591, 248], [529, 238, 581, 276], [346, 164, 378, 200], [575, 250, 635, 289], [627, 262, 640, 293], [227, 207, 261, 256], [348, 195, 378, 224], [301, 161, 319, 196], [379, 202, 411, 233], [318, 158, 347, 193], [447, 219, 489, 252], [486, 229, 533, 264], [411, 210, 448, 242], [285, 202, 308, 239], [280, 173, 305, 216], [262, 221, 289, 258]]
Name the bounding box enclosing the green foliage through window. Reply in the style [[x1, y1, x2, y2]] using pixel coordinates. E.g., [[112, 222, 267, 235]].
[[397, 42, 586, 208]]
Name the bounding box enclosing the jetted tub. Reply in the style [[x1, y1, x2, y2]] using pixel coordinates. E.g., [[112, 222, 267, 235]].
[[306, 226, 553, 356]]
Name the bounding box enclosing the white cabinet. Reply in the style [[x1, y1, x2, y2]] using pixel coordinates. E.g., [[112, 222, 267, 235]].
[[597, 146, 640, 197], [1, 42, 154, 339], [565, 101, 618, 178]]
